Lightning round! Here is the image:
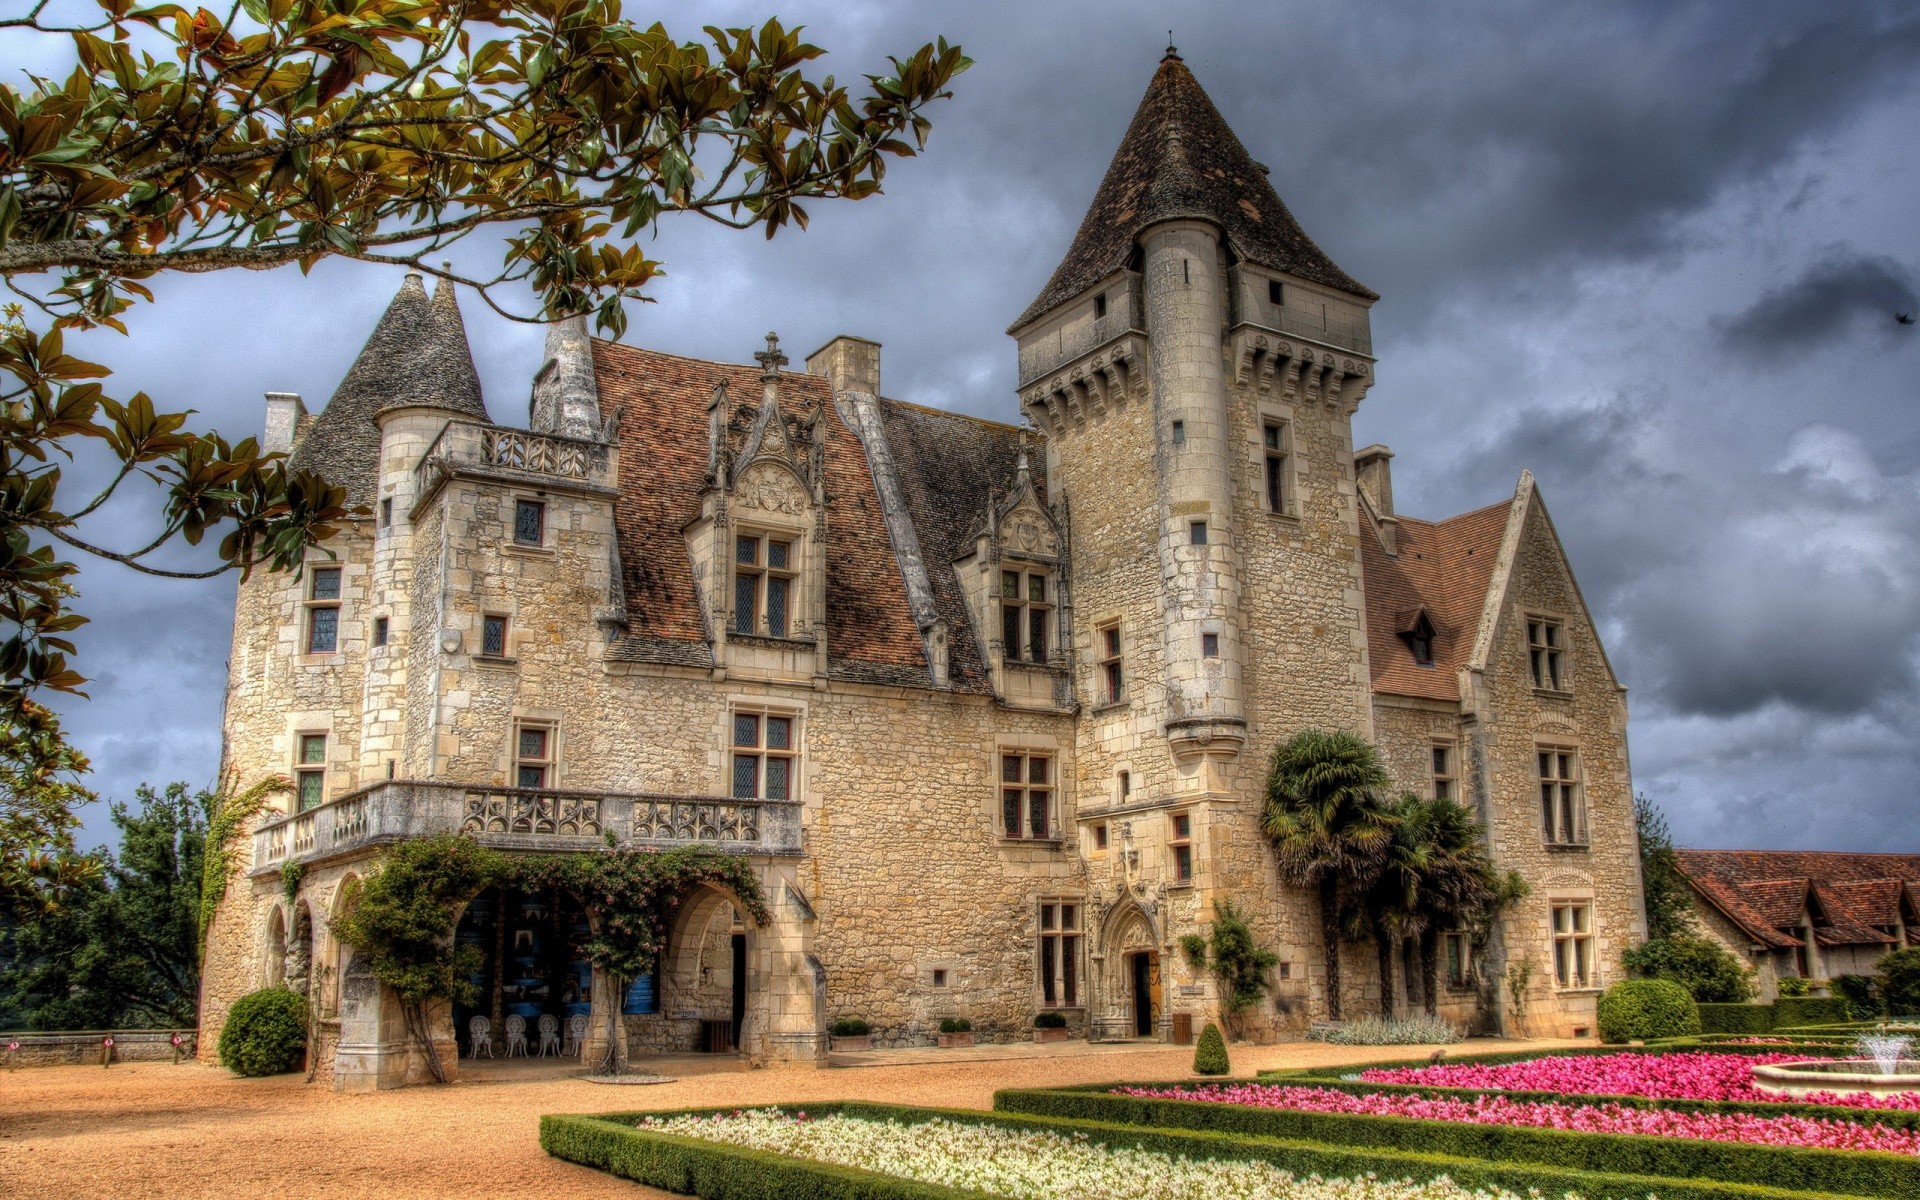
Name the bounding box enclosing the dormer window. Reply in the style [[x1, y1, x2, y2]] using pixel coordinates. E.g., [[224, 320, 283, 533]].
[[1001, 568, 1053, 663], [1398, 610, 1436, 667], [735, 532, 797, 638]]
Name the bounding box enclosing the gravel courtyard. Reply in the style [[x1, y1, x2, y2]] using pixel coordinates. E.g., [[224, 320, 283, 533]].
[[0, 1037, 1573, 1199]]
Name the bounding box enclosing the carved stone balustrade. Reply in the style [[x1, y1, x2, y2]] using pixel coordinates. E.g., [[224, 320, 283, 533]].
[[413, 419, 616, 506], [250, 781, 802, 876]]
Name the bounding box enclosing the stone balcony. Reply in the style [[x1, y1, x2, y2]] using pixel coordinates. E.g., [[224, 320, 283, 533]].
[[413, 419, 617, 504], [249, 781, 802, 876]]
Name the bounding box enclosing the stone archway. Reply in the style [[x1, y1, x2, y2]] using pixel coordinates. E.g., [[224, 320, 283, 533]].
[[265, 906, 288, 988], [652, 885, 754, 1055], [1094, 901, 1164, 1042]]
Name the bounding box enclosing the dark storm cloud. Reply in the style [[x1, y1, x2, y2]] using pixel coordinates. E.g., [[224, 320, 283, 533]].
[[11, 0, 1920, 852], [1719, 248, 1920, 357]]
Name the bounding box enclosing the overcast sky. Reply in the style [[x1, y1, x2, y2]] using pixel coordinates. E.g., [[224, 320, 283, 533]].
[[20, 0, 1920, 853]]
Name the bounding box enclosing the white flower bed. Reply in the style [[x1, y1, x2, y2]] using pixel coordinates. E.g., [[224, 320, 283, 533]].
[[635, 1108, 1590, 1200]]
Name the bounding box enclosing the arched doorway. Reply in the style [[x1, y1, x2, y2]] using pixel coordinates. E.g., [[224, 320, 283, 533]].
[[450, 885, 593, 1060], [265, 907, 288, 988], [1097, 902, 1162, 1041], [655, 885, 752, 1055]]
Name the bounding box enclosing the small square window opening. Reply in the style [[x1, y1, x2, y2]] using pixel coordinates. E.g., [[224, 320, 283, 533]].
[[379, 497, 392, 529], [1098, 625, 1124, 704], [932, 968, 948, 988], [1170, 420, 1185, 446], [1268, 279, 1284, 306], [1092, 823, 1109, 851], [1189, 520, 1208, 546], [1094, 293, 1107, 319], [1202, 633, 1219, 658], [482, 614, 509, 658], [1169, 812, 1194, 883], [372, 616, 389, 648]]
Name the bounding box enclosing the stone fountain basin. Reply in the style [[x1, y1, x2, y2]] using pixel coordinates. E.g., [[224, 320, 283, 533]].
[[1751, 1059, 1920, 1099]]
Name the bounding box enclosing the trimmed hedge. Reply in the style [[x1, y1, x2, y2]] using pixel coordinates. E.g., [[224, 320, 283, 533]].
[[1698, 1002, 1776, 1035], [1777, 997, 1852, 1028], [1193, 1022, 1229, 1075], [995, 1087, 1920, 1199], [1598, 978, 1700, 1043], [545, 1103, 1840, 1200], [217, 987, 307, 1077]]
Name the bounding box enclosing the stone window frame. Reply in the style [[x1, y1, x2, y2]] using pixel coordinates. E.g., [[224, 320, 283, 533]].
[[1088, 821, 1109, 856], [732, 526, 804, 640], [513, 718, 558, 789], [730, 705, 801, 801], [1249, 401, 1301, 523], [1430, 740, 1457, 804], [1094, 620, 1126, 708], [302, 563, 343, 656], [1548, 894, 1599, 992], [371, 615, 389, 648], [478, 611, 514, 662], [510, 494, 549, 549], [1036, 896, 1085, 1009], [1526, 611, 1571, 694], [1168, 810, 1194, 886], [998, 749, 1058, 841], [1443, 930, 1474, 989], [294, 729, 329, 811], [997, 562, 1057, 666], [1537, 742, 1588, 847]]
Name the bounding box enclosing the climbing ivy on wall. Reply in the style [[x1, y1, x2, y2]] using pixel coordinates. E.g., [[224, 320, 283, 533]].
[[197, 775, 289, 952]]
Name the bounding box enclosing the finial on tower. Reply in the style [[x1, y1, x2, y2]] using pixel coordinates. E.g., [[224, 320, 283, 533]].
[[754, 331, 789, 379], [1164, 33, 1180, 60]]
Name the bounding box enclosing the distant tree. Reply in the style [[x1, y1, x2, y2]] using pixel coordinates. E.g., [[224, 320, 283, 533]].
[[1264, 730, 1395, 1022], [1624, 932, 1753, 1003], [1635, 793, 1696, 940], [0, 782, 208, 1028], [0, 2, 970, 804]]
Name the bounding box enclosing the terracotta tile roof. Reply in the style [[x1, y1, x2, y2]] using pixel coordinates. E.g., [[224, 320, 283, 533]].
[[292, 273, 489, 506], [1676, 850, 1920, 950], [1012, 53, 1373, 332], [591, 341, 927, 683], [1360, 500, 1510, 700]]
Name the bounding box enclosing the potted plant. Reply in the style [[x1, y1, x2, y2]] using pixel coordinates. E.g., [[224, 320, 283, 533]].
[[937, 1017, 974, 1048], [829, 1018, 871, 1052], [1033, 1011, 1069, 1043]]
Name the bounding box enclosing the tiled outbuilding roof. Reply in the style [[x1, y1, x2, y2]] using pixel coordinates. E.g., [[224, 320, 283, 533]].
[[290, 273, 489, 505], [1012, 52, 1373, 332], [1360, 501, 1510, 700], [591, 340, 940, 686], [1675, 849, 1920, 950]]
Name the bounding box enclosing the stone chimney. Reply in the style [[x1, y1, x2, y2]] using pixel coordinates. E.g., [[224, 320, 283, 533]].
[[263, 392, 307, 454], [805, 335, 881, 397], [1355, 444, 1398, 555], [530, 315, 601, 439]]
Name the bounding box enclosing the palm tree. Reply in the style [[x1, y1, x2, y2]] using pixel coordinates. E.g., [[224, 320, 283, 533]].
[[1367, 794, 1439, 1015], [1263, 730, 1395, 1022], [1409, 796, 1515, 1016]]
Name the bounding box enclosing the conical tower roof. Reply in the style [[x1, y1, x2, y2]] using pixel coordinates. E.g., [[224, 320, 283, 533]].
[[1011, 52, 1375, 332], [289, 272, 490, 505]]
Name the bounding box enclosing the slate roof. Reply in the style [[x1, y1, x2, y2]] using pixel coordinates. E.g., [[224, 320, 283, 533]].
[[590, 340, 973, 688], [1359, 500, 1510, 700], [289, 273, 489, 505], [1013, 52, 1374, 332], [1676, 850, 1920, 950], [876, 398, 1039, 693]]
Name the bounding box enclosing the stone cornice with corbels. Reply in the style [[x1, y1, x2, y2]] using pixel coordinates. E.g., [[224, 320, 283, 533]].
[[1228, 323, 1374, 416], [1018, 331, 1150, 437]]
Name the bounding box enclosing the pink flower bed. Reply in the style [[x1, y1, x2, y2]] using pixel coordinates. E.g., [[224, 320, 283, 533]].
[[1112, 1082, 1920, 1155], [1360, 1051, 1920, 1109]]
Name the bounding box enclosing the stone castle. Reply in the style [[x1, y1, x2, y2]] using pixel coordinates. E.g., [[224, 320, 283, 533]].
[[201, 53, 1646, 1087]]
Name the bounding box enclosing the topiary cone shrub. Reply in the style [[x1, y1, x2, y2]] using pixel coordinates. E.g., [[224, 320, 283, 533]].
[[218, 987, 309, 1077], [1193, 1021, 1230, 1075], [1597, 978, 1700, 1044]]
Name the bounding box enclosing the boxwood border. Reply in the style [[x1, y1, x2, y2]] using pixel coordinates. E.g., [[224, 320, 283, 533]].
[[992, 1084, 1920, 1199], [542, 1101, 1850, 1200]]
